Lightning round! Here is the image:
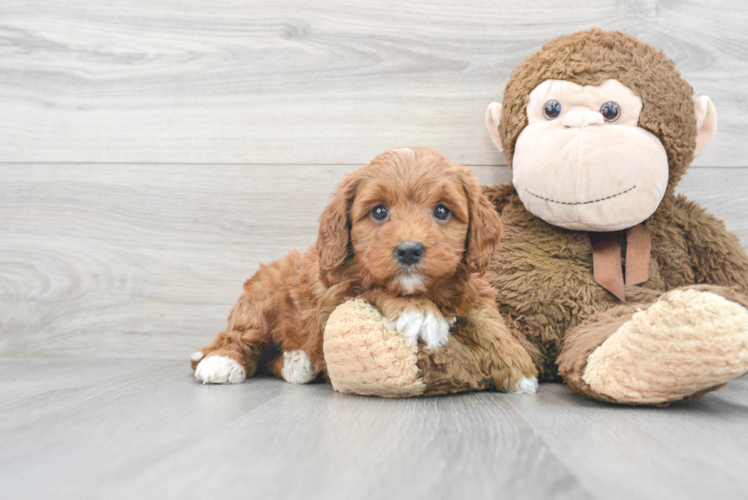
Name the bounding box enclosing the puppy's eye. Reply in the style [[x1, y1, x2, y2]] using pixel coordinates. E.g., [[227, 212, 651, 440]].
[[600, 101, 620, 122], [433, 204, 450, 221], [543, 100, 562, 119], [371, 204, 389, 222]]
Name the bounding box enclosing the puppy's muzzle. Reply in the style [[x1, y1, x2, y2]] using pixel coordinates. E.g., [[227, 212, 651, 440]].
[[396, 241, 424, 265]]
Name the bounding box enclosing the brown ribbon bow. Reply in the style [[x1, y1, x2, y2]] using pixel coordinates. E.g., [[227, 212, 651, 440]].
[[589, 224, 651, 302]]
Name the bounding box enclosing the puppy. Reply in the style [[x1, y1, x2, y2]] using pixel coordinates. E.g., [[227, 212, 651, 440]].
[[191, 147, 538, 392]]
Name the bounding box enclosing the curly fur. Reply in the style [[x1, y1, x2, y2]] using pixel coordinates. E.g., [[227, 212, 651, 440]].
[[192, 147, 536, 389]]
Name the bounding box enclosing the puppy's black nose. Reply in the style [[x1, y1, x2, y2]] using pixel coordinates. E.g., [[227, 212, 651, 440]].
[[396, 241, 424, 265]]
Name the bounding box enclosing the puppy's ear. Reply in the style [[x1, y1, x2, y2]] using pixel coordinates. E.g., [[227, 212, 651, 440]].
[[459, 168, 502, 273], [317, 172, 360, 280]]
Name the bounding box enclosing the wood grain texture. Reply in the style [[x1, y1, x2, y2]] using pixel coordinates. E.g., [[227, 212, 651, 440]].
[[0, 164, 746, 360], [1, 0, 747, 166], [0, 358, 590, 500], [0, 358, 747, 500], [2, 4, 747, 497], [0, 164, 510, 359], [504, 378, 748, 500]]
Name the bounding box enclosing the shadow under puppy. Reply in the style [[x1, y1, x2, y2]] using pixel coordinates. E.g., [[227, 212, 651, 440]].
[[191, 147, 538, 393]]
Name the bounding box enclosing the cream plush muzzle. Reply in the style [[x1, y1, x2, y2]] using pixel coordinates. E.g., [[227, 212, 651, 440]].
[[511, 79, 669, 231]]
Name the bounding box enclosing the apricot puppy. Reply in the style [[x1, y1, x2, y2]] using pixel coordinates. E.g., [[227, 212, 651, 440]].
[[191, 147, 537, 393]]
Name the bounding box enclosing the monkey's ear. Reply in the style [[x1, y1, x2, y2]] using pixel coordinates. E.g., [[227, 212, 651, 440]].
[[317, 173, 359, 280], [485, 102, 504, 153], [693, 96, 717, 157]]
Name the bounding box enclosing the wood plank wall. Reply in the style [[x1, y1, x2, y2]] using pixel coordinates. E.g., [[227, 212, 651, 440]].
[[1, 1, 746, 359]]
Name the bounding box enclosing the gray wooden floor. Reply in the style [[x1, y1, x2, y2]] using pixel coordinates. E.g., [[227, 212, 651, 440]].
[[1, 358, 747, 500], [2, 1, 748, 498]]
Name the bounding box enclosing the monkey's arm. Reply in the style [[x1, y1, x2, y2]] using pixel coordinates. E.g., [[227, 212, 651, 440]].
[[673, 194, 748, 293]]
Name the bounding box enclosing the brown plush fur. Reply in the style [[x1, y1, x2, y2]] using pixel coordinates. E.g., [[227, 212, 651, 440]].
[[484, 186, 748, 384], [498, 29, 697, 192], [556, 306, 637, 403], [316, 30, 747, 404], [476, 30, 748, 404], [415, 340, 489, 396], [193, 147, 536, 389], [406, 30, 748, 405]]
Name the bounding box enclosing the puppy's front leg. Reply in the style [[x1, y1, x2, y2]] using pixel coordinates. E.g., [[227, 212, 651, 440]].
[[394, 308, 456, 349], [361, 291, 454, 349], [462, 301, 539, 394]]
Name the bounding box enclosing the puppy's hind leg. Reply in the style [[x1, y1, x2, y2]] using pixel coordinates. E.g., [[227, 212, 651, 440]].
[[192, 327, 266, 384], [192, 250, 305, 384], [192, 285, 277, 384], [265, 351, 317, 384]]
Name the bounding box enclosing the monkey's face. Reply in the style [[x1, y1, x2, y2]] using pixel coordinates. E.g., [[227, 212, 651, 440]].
[[511, 79, 669, 231]]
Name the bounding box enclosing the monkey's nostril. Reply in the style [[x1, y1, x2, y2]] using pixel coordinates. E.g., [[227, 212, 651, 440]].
[[396, 242, 424, 265]]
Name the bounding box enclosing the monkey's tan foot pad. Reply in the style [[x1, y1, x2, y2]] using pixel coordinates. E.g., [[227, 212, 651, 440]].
[[324, 299, 426, 397], [583, 289, 748, 404]]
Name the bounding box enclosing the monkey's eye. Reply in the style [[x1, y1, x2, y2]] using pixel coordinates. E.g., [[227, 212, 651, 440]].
[[543, 100, 562, 119], [433, 204, 450, 222], [600, 101, 620, 122], [371, 204, 389, 222]]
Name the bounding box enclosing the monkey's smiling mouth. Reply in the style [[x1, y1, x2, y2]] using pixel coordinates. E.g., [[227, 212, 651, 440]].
[[525, 185, 636, 206]]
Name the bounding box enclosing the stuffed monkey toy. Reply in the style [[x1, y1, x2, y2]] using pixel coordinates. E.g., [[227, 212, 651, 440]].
[[323, 29, 748, 405]]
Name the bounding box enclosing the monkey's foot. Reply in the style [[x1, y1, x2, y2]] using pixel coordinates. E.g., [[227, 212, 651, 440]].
[[324, 299, 426, 397], [583, 288, 748, 404]]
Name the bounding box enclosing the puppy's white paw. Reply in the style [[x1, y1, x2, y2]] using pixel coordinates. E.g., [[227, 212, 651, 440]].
[[393, 310, 424, 346], [392, 310, 453, 349], [282, 350, 315, 384], [420, 313, 452, 349], [511, 376, 539, 394], [194, 355, 246, 384], [191, 351, 205, 362]]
